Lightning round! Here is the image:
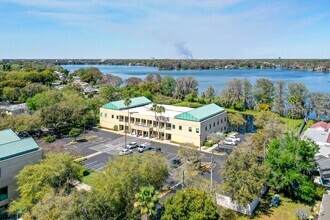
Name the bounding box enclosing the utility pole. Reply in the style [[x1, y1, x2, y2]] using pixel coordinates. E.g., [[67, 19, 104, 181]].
[[210, 151, 214, 191], [182, 170, 185, 190]]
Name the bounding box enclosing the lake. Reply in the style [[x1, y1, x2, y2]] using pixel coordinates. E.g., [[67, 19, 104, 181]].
[[62, 65, 330, 93]]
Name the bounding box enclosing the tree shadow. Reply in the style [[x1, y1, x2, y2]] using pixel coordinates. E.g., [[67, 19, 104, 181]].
[[250, 192, 274, 218]]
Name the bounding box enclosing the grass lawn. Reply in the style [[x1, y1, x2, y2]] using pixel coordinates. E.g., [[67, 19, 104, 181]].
[[173, 102, 313, 133], [233, 192, 319, 220], [81, 171, 98, 185]]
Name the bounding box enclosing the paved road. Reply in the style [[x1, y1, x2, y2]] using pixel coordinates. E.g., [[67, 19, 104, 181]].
[[73, 128, 227, 184]]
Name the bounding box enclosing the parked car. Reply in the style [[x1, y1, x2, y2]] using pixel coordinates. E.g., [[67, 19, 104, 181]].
[[126, 142, 138, 149], [224, 139, 237, 146], [150, 147, 162, 153], [172, 159, 181, 165], [119, 149, 133, 155], [228, 135, 241, 142], [17, 131, 30, 138], [138, 143, 151, 153]]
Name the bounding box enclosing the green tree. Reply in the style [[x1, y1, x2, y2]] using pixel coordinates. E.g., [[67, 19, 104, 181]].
[[69, 128, 81, 141], [205, 85, 216, 102], [220, 145, 269, 205], [87, 95, 105, 125], [3, 87, 20, 103], [243, 78, 253, 109], [9, 153, 81, 214], [26, 90, 63, 112], [265, 135, 319, 203], [161, 76, 176, 96], [178, 143, 202, 170], [87, 153, 168, 219], [254, 111, 284, 139], [273, 80, 287, 116], [134, 187, 159, 220], [174, 76, 198, 100], [227, 113, 246, 132], [22, 190, 78, 220], [287, 82, 309, 119], [253, 78, 275, 105], [162, 188, 219, 220]]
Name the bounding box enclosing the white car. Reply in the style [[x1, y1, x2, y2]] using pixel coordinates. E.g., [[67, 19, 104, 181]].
[[126, 142, 138, 149], [224, 140, 237, 146], [228, 135, 241, 142], [138, 142, 151, 153], [119, 149, 133, 155]]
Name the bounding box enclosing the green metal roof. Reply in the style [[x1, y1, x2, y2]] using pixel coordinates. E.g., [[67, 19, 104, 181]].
[[0, 129, 20, 145], [102, 96, 152, 110], [174, 104, 225, 122], [0, 130, 40, 161]]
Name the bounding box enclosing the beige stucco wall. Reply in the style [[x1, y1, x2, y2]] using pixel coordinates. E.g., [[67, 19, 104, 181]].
[[0, 149, 42, 207], [100, 107, 227, 147]]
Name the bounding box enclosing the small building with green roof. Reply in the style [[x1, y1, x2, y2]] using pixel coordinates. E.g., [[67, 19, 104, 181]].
[[0, 129, 42, 209], [100, 97, 227, 147]]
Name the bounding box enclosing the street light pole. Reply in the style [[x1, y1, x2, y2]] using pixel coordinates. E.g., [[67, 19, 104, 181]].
[[211, 151, 214, 191]]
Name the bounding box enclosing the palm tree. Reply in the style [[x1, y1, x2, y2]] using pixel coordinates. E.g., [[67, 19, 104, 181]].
[[150, 104, 158, 138], [134, 187, 159, 220], [156, 106, 165, 140], [124, 97, 132, 148]]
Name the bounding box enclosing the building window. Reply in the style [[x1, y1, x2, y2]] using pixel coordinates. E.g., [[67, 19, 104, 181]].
[[225, 117, 227, 122], [179, 126, 182, 130], [172, 125, 175, 129], [189, 127, 192, 132], [100, 113, 103, 117], [116, 116, 118, 119], [217, 121, 219, 125], [196, 128, 199, 133], [105, 113, 108, 118], [112, 115, 114, 119], [209, 124, 211, 129], [221, 119, 223, 123], [0, 186, 8, 202], [205, 126, 207, 131], [213, 122, 215, 127]]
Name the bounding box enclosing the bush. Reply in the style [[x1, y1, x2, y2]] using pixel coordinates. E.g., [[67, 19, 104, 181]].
[[204, 141, 212, 147], [42, 135, 56, 143], [113, 125, 118, 131], [257, 103, 270, 111], [315, 185, 326, 200], [231, 101, 245, 111], [74, 157, 88, 163]]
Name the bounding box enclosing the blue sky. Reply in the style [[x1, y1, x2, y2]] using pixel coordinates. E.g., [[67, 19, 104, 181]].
[[0, 0, 330, 59]]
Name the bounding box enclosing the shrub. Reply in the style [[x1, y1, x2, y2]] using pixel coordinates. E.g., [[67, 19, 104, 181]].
[[257, 103, 270, 111], [231, 101, 245, 111], [204, 141, 212, 147], [74, 157, 88, 163], [42, 135, 56, 143], [113, 125, 118, 131]]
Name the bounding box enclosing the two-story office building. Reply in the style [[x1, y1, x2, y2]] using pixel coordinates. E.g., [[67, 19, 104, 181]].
[[100, 97, 227, 147], [0, 129, 42, 216]]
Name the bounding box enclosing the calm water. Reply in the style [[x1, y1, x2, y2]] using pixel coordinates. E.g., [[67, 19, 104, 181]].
[[62, 65, 330, 93]]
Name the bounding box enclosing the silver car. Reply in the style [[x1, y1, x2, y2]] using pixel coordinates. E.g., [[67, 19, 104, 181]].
[[126, 142, 138, 149], [119, 149, 133, 155]]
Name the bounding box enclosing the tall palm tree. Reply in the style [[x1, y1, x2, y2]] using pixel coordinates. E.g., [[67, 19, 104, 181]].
[[134, 187, 159, 220], [156, 106, 166, 140], [124, 97, 132, 148], [150, 103, 158, 138]]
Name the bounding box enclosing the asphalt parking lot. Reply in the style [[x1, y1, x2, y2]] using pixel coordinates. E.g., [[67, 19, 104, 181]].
[[63, 128, 226, 184]]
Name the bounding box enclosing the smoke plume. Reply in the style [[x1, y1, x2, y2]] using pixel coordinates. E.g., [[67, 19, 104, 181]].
[[174, 42, 193, 59]]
